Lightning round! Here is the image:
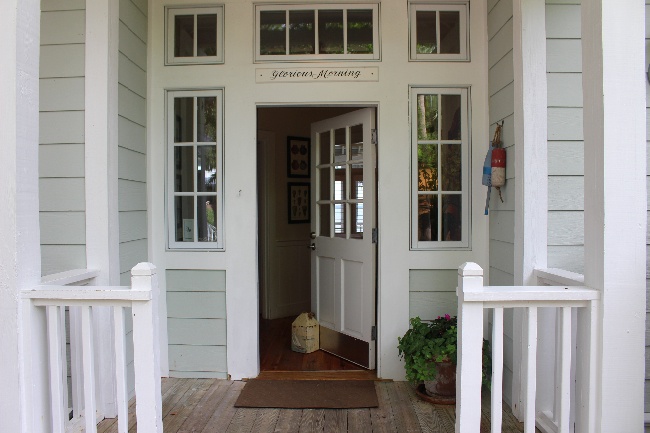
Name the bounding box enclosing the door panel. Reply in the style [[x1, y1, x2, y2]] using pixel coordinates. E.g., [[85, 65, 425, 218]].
[[311, 108, 376, 369]]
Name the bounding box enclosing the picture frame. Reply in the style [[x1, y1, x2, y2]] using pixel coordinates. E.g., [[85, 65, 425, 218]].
[[288, 182, 310, 224], [287, 136, 310, 178]]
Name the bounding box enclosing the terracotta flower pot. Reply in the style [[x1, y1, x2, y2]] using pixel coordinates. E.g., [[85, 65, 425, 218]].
[[424, 361, 456, 397]]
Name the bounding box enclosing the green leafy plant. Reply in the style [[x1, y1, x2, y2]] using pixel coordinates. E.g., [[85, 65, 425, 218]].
[[397, 315, 492, 388]]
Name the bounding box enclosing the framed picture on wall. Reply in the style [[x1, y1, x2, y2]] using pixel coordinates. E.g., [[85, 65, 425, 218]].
[[288, 182, 310, 224], [287, 136, 310, 178]]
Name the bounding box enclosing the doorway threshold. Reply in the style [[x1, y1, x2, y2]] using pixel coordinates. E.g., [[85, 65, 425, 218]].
[[256, 370, 382, 381]]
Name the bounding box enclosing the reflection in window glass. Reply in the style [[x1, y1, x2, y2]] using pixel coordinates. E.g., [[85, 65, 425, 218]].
[[418, 195, 438, 241], [319, 10, 344, 54], [175, 15, 194, 57], [175, 196, 195, 242], [197, 97, 217, 142], [439, 11, 461, 54], [416, 11, 436, 54], [417, 94, 439, 140], [290, 10, 315, 54], [351, 203, 363, 238], [174, 97, 194, 142], [350, 124, 364, 160], [334, 128, 346, 162], [441, 94, 461, 140], [198, 197, 218, 242], [196, 14, 217, 56], [442, 195, 461, 241], [441, 144, 461, 192], [197, 146, 217, 193], [351, 170, 363, 199], [418, 144, 438, 192], [260, 11, 286, 55], [347, 10, 373, 54], [174, 147, 194, 192]]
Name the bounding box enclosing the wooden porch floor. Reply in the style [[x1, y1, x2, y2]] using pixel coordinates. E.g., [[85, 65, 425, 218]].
[[97, 377, 532, 433]]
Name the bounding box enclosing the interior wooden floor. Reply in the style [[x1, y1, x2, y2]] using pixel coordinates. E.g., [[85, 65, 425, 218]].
[[96, 378, 535, 433], [259, 316, 377, 380]]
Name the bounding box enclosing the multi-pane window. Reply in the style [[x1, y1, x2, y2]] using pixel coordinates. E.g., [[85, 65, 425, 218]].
[[255, 4, 380, 62], [317, 124, 365, 239], [411, 87, 469, 249], [166, 6, 224, 65], [167, 90, 224, 249], [409, 3, 468, 61]]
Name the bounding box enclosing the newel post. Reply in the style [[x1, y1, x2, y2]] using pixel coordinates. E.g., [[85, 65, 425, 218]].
[[455, 262, 484, 433], [130, 263, 163, 432]]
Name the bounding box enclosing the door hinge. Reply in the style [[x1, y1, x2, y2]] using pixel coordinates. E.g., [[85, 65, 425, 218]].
[[371, 326, 377, 341], [372, 228, 378, 244], [371, 129, 378, 145]]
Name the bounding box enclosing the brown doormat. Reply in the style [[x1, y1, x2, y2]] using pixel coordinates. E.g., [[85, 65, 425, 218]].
[[234, 380, 378, 409]]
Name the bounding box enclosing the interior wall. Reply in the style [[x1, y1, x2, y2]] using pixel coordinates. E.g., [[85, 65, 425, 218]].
[[257, 107, 357, 320]]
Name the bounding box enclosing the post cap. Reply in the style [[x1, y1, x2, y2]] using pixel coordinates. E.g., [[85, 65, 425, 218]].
[[131, 262, 157, 276], [458, 262, 483, 276]]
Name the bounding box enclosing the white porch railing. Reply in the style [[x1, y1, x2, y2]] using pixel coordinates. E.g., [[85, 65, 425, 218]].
[[22, 263, 163, 433], [455, 262, 599, 433]]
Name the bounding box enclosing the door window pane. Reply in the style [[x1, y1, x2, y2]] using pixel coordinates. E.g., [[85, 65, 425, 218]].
[[416, 11, 436, 54], [197, 97, 217, 142], [441, 94, 461, 140], [442, 195, 461, 241], [350, 124, 364, 161], [198, 197, 218, 242], [351, 203, 364, 239], [417, 94, 438, 140], [174, 15, 194, 57], [197, 146, 217, 193], [319, 131, 331, 164], [197, 14, 217, 56], [174, 147, 194, 192], [319, 204, 331, 237], [418, 144, 438, 192], [175, 196, 195, 242], [351, 169, 363, 200], [441, 144, 461, 192], [174, 97, 194, 142], [260, 11, 286, 55], [418, 195, 438, 241], [439, 11, 461, 54], [320, 168, 331, 201], [335, 166, 346, 200], [334, 203, 346, 237], [319, 10, 344, 54], [289, 10, 315, 54], [334, 128, 346, 162], [347, 10, 373, 54]]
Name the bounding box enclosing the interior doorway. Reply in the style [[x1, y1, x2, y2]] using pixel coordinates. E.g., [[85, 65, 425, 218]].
[[256, 105, 378, 379]]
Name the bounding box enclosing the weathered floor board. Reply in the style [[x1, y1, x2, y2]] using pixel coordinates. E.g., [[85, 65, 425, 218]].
[[96, 378, 537, 433]]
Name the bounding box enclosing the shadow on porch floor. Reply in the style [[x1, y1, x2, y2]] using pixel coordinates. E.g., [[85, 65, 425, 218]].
[[97, 377, 535, 433]]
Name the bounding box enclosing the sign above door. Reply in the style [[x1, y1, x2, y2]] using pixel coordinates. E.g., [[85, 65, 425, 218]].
[[256, 67, 379, 83]]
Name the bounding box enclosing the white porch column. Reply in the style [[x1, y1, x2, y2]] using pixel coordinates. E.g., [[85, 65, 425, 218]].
[[512, 0, 548, 419], [581, 1, 647, 432], [0, 1, 45, 432], [85, 0, 121, 418]]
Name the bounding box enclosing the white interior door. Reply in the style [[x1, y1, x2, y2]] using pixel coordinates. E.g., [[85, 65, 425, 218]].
[[310, 108, 376, 369]]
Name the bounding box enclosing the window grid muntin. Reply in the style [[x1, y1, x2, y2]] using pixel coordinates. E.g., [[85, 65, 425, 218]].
[[411, 86, 469, 250], [166, 6, 225, 65], [408, 2, 469, 61], [167, 89, 224, 250], [255, 3, 380, 62]]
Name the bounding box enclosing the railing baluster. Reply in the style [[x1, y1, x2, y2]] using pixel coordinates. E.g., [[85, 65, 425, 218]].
[[490, 307, 503, 433], [524, 307, 538, 433], [47, 306, 65, 433], [114, 306, 129, 433], [69, 306, 83, 420], [81, 306, 98, 433], [558, 307, 571, 433], [60, 308, 69, 423]]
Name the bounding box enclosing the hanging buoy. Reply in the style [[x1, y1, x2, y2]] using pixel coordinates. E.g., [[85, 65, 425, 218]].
[[491, 148, 506, 188]]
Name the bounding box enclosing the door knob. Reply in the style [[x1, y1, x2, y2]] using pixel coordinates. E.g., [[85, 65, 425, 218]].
[[310, 232, 317, 239], [308, 243, 316, 250]]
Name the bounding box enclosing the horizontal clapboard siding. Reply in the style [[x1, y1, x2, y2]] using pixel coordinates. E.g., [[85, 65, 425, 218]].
[[546, 2, 584, 275], [118, 0, 148, 397], [39, 4, 86, 275], [167, 270, 228, 378], [408, 270, 458, 321], [487, 0, 515, 407]]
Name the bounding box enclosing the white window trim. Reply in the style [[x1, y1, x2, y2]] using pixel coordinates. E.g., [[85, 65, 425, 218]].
[[254, 3, 380, 63], [410, 86, 471, 250], [166, 89, 225, 250], [408, 2, 469, 62], [165, 5, 225, 65]]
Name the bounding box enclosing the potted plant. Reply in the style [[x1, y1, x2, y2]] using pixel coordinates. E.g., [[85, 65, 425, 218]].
[[397, 315, 491, 401]]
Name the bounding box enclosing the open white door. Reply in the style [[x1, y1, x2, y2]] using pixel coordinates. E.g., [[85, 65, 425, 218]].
[[310, 108, 376, 369]]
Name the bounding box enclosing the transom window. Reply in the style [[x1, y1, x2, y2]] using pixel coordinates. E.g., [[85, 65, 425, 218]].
[[409, 3, 469, 61], [167, 90, 224, 250], [255, 4, 380, 62], [166, 6, 224, 65], [411, 87, 470, 249]]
